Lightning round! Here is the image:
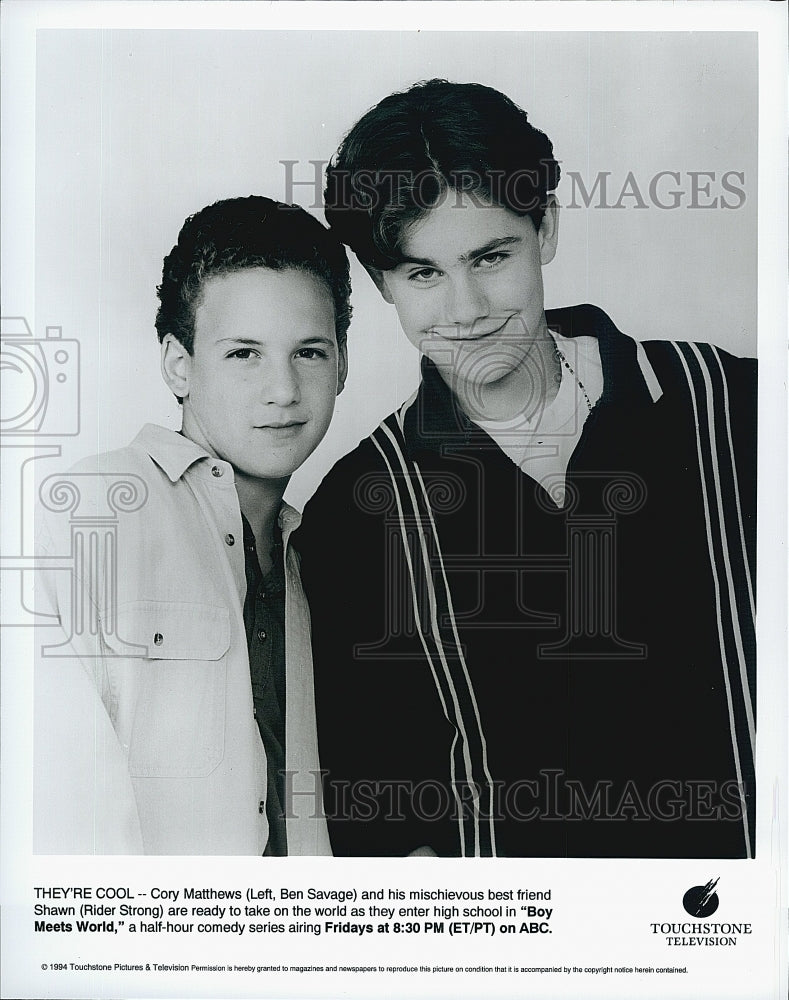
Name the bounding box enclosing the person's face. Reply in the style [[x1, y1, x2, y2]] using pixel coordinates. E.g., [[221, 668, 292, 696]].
[[373, 192, 558, 400], [163, 267, 346, 483]]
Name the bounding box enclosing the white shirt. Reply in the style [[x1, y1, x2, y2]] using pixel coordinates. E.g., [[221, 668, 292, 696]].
[[473, 330, 604, 505], [34, 424, 331, 856]]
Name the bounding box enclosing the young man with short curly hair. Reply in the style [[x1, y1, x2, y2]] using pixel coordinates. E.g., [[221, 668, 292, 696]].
[[35, 196, 350, 855]]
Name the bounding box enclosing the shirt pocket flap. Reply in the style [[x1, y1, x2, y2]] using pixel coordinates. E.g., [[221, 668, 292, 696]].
[[103, 602, 230, 660], [101, 603, 231, 778]]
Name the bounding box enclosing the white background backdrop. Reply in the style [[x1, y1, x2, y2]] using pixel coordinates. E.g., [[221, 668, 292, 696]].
[[34, 28, 758, 507]]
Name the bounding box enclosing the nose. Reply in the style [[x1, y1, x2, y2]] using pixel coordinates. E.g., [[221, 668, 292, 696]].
[[262, 358, 301, 407], [444, 275, 490, 336]]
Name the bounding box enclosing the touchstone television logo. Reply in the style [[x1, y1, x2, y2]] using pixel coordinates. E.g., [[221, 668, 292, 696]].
[[650, 877, 751, 947], [682, 877, 719, 917]]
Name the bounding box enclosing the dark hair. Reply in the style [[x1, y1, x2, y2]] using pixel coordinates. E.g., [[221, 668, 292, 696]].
[[324, 79, 560, 270], [156, 195, 352, 355]]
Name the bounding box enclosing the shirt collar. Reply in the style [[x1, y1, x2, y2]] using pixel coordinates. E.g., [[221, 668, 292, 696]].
[[402, 305, 663, 455], [131, 423, 302, 534], [278, 502, 302, 539], [557, 305, 661, 409], [133, 423, 214, 482]]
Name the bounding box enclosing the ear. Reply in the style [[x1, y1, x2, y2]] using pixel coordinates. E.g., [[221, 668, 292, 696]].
[[363, 264, 395, 304], [538, 194, 560, 265], [336, 341, 349, 395], [160, 334, 192, 400]]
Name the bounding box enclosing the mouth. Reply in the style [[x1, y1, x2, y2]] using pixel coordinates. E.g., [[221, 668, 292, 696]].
[[254, 421, 306, 436], [428, 315, 517, 342]]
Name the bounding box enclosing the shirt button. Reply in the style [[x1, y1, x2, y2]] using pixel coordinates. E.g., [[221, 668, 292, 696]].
[[211, 465, 223, 477], [259, 800, 265, 815], [225, 533, 235, 546], [257, 629, 267, 643], [153, 633, 163, 646]]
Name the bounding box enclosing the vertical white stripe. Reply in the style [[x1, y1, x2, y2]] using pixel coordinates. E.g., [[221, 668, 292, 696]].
[[369, 428, 468, 856], [688, 344, 756, 755], [670, 343, 752, 858], [397, 388, 420, 427], [411, 461, 498, 858], [635, 341, 664, 403], [378, 422, 482, 856], [708, 345, 756, 622]]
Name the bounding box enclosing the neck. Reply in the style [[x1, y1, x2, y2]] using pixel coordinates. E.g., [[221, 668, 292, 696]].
[[448, 313, 559, 423], [178, 411, 287, 555], [234, 472, 288, 561]]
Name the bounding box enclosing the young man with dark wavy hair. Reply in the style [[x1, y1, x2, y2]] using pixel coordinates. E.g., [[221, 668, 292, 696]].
[[35, 196, 350, 855], [298, 80, 756, 859]]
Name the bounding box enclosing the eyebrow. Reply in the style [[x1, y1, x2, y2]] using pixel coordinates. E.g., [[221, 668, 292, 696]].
[[215, 335, 336, 348], [396, 235, 522, 268]]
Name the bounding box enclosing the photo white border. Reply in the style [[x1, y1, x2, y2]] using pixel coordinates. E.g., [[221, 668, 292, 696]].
[[2, 4, 786, 999]]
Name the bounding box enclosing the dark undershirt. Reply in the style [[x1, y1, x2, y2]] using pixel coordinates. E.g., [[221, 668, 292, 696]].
[[241, 514, 287, 857]]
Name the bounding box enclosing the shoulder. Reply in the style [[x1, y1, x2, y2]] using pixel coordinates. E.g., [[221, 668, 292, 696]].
[[305, 419, 400, 507], [67, 444, 155, 479], [37, 431, 167, 537], [640, 341, 757, 481], [641, 339, 756, 399], [57, 424, 195, 491], [296, 415, 405, 554], [641, 338, 755, 368], [546, 303, 621, 339]]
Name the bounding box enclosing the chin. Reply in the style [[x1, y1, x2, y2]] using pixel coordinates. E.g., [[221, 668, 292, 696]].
[[448, 360, 520, 390], [480, 363, 522, 385], [234, 459, 296, 482], [262, 461, 302, 480]]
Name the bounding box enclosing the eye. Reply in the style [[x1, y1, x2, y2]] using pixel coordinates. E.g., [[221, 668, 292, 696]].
[[226, 348, 260, 360], [407, 267, 441, 284], [296, 347, 329, 361], [475, 252, 509, 269]]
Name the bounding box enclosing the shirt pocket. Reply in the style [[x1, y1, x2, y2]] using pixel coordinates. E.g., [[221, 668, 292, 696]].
[[102, 601, 230, 778]]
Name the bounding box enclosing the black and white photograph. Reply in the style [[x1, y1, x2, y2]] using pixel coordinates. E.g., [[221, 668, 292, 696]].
[[1, 3, 786, 999]]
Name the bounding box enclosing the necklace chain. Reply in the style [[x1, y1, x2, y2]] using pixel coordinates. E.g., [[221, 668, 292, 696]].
[[555, 348, 594, 414]]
